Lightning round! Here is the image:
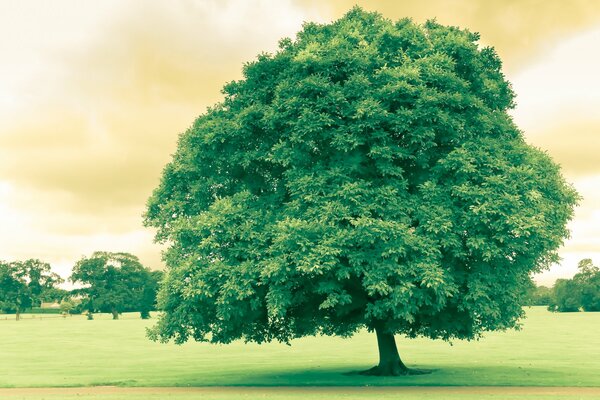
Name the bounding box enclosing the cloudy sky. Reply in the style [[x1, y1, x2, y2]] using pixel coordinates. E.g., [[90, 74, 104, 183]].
[[1, 0, 599, 285]]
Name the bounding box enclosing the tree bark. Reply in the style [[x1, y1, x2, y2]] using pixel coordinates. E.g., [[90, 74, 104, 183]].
[[111, 309, 119, 320], [359, 326, 431, 376], [15, 308, 20, 321]]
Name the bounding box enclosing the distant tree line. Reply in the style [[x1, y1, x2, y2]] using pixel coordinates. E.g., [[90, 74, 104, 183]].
[[3, 253, 596, 320], [0, 252, 163, 320], [528, 259, 600, 312]]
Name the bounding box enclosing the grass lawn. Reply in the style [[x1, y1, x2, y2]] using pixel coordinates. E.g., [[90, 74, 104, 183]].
[[2, 388, 600, 400], [0, 307, 598, 388]]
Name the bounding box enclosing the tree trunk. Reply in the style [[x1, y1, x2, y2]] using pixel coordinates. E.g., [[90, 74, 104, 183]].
[[15, 308, 20, 321], [111, 309, 119, 320], [359, 326, 431, 376], [376, 326, 409, 373]]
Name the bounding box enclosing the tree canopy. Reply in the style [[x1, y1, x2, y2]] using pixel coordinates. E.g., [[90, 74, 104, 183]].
[[144, 8, 578, 374], [70, 252, 158, 319]]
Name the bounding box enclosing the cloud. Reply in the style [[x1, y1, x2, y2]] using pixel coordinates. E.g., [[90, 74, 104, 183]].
[[1, 1, 317, 209], [503, 26, 600, 284], [519, 120, 600, 177], [0, 0, 316, 272], [0, 1, 598, 285], [532, 174, 600, 286], [509, 26, 600, 178]]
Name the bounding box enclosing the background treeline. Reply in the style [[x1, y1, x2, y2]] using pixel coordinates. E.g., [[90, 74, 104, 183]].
[[528, 258, 600, 312], [3, 253, 598, 319], [0, 251, 163, 320]]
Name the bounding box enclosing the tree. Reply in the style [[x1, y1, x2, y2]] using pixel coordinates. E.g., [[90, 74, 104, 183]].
[[0, 261, 22, 316], [527, 284, 553, 306], [573, 259, 600, 312], [144, 8, 578, 375], [0, 259, 63, 320], [548, 279, 581, 312], [139, 270, 164, 319], [59, 298, 80, 315], [40, 286, 69, 303], [70, 252, 154, 319], [550, 259, 600, 312]]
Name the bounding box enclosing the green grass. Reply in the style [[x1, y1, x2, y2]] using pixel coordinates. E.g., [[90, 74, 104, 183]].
[[0, 307, 598, 388], [2, 393, 599, 400]]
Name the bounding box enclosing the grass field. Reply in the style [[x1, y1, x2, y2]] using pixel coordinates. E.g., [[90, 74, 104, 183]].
[[2, 387, 600, 400], [0, 307, 598, 390]]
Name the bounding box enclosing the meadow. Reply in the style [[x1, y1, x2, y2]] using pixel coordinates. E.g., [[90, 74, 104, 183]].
[[0, 307, 599, 399]]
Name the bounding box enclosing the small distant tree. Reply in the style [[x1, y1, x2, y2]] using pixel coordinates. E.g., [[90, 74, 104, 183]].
[[0, 261, 21, 315], [574, 259, 600, 312], [139, 270, 164, 319], [70, 252, 155, 319], [548, 279, 580, 312], [573, 258, 600, 311], [548, 259, 600, 312], [59, 298, 82, 315], [0, 259, 63, 320]]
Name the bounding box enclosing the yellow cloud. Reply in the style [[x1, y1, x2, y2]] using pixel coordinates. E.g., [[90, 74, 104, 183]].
[[1, 1, 598, 284], [522, 121, 600, 177], [0, 0, 313, 272]]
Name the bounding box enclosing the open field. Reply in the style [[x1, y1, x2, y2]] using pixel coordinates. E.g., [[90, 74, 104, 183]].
[[0, 307, 598, 389]]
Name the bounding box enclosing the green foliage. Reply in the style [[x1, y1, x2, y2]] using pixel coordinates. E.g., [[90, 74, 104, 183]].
[[548, 279, 580, 312], [60, 298, 83, 314], [549, 259, 600, 312], [0, 259, 63, 318], [39, 287, 69, 303], [574, 259, 600, 311], [70, 252, 158, 318], [140, 270, 164, 319], [145, 8, 578, 345], [526, 284, 553, 306]]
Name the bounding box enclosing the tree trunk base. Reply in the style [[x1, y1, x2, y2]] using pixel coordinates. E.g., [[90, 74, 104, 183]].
[[359, 363, 433, 376]]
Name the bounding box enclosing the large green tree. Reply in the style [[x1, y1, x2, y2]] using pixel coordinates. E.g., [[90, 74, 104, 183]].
[[145, 8, 578, 375], [70, 252, 155, 319], [0, 259, 63, 320]]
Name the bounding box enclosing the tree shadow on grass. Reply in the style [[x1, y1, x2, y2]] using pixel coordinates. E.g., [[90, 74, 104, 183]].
[[240, 365, 443, 386], [163, 364, 579, 387]]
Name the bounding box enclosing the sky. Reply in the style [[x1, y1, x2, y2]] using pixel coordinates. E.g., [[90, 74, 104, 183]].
[[0, 0, 599, 286]]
